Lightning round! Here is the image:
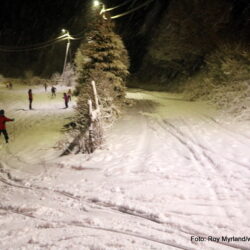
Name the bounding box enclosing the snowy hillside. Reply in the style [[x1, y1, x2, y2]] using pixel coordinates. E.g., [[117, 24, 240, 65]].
[[0, 85, 250, 249]]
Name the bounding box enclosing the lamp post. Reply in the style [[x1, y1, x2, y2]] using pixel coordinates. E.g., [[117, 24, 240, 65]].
[[62, 29, 71, 85], [93, 0, 100, 7], [93, 0, 106, 18], [62, 29, 71, 84]]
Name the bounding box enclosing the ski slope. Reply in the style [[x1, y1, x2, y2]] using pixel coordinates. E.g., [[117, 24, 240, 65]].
[[0, 85, 250, 250]]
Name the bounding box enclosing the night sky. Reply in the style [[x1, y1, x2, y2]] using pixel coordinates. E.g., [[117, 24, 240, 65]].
[[0, 0, 90, 76], [0, 0, 153, 46], [0, 0, 167, 76], [0, 0, 86, 46], [0, 0, 249, 77]]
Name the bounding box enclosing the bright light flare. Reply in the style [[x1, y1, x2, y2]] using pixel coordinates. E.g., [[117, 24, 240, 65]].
[[93, 0, 100, 7]]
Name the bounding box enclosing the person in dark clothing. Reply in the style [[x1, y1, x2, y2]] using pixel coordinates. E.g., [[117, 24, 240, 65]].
[[0, 110, 14, 143], [44, 82, 48, 92], [28, 89, 33, 110], [63, 93, 69, 108], [51, 86, 56, 97]]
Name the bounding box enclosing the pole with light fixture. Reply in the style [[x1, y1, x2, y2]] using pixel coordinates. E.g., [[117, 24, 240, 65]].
[[61, 29, 71, 83], [93, 0, 107, 18], [93, 0, 100, 7]]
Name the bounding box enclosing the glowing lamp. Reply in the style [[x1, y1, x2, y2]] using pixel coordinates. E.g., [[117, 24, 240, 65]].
[[93, 0, 100, 7]]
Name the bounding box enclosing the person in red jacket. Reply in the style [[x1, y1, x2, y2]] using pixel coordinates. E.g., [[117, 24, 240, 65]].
[[63, 93, 69, 108], [0, 110, 14, 143], [28, 89, 33, 110]]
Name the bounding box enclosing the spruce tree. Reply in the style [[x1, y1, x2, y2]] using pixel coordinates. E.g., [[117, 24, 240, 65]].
[[75, 15, 129, 100], [69, 13, 129, 153]]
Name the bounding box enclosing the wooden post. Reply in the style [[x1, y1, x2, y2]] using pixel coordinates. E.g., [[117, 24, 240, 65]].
[[91, 80, 99, 110], [88, 99, 94, 153], [86, 81, 103, 153], [88, 99, 93, 120]]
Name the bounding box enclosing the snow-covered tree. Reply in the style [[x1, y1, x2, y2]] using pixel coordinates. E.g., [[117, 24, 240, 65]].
[[75, 14, 129, 99], [65, 14, 129, 154]]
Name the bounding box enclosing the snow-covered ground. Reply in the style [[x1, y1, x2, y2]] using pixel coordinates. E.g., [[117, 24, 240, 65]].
[[0, 85, 250, 250]]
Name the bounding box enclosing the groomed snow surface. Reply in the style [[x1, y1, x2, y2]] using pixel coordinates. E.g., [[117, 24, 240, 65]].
[[0, 84, 250, 250]]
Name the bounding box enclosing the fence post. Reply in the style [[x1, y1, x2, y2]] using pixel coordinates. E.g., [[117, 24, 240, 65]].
[[91, 80, 99, 110], [86, 81, 103, 153], [88, 99, 93, 119], [88, 99, 94, 153]]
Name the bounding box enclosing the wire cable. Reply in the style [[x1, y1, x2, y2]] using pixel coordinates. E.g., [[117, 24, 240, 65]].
[[0, 37, 68, 52], [103, 0, 134, 12], [0, 34, 68, 51], [0, 33, 85, 53], [0, 0, 154, 52], [71, 35, 86, 40], [110, 0, 155, 19]]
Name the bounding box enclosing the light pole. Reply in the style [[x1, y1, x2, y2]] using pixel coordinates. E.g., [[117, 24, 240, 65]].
[[61, 29, 71, 83], [93, 0, 100, 7], [93, 0, 107, 18]]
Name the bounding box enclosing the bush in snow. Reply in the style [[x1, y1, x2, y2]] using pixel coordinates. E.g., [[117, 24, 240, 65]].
[[19, 70, 48, 86], [182, 43, 250, 119], [49, 64, 77, 87], [61, 63, 78, 87], [30, 76, 47, 86], [50, 72, 62, 85], [206, 43, 250, 83]]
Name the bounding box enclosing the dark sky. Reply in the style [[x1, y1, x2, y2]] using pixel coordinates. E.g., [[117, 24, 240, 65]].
[[0, 0, 249, 46], [0, 0, 160, 46], [0, 0, 160, 76], [0, 0, 90, 76], [0, 0, 87, 46], [0, 0, 249, 76]]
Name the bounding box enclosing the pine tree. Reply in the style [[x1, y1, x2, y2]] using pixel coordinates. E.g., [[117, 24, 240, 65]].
[[75, 15, 129, 101], [67, 14, 129, 153]]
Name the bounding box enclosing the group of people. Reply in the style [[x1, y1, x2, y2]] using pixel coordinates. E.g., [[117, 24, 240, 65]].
[[0, 85, 73, 144], [27, 87, 72, 110]]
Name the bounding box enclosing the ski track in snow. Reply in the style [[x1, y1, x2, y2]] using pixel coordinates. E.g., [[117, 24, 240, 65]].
[[0, 85, 250, 249]]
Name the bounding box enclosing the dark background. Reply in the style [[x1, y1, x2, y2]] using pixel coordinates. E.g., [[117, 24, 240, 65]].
[[0, 0, 249, 77]]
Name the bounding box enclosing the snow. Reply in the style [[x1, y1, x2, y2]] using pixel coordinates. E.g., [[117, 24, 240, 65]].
[[0, 84, 250, 249], [183, 76, 250, 121]]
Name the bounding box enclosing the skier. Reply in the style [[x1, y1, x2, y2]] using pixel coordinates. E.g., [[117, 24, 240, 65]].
[[51, 86, 56, 97], [44, 82, 48, 92], [0, 110, 14, 143], [63, 93, 69, 109], [67, 89, 72, 101], [28, 89, 33, 110]]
